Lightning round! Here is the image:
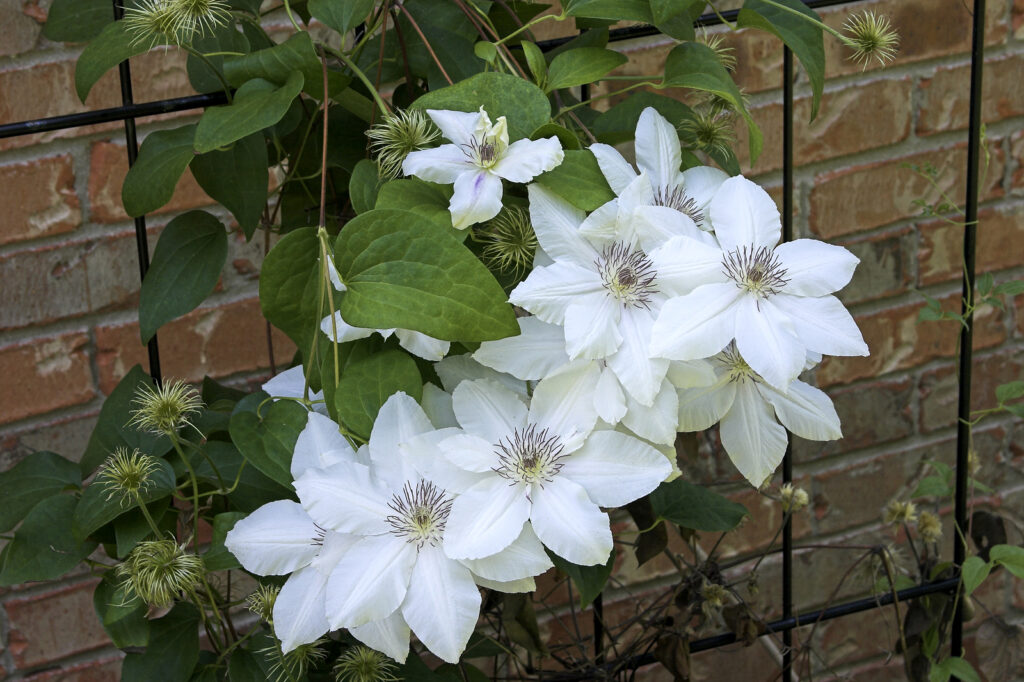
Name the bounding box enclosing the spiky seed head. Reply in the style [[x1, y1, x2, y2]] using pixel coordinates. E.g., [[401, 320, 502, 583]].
[[679, 105, 736, 159], [779, 483, 809, 513], [246, 583, 280, 624], [334, 646, 399, 682], [843, 11, 900, 69], [699, 29, 737, 72], [477, 206, 538, 276], [117, 539, 205, 608], [123, 0, 189, 48], [260, 638, 330, 682], [169, 0, 232, 38], [883, 499, 918, 526], [366, 109, 439, 180], [128, 379, 203, 436], [98, 447, 159, 506], [917, 511, 943, 544]]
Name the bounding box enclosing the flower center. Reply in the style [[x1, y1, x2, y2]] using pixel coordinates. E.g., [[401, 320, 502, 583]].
[[720, 343, 758, 384], [596, 242, 658, 309], [721, 245, 789, 301], [462, 136, 501, 168], [385, 481, 452, 549], [653, 185, 704, 226], [494, 424, 566, 486]]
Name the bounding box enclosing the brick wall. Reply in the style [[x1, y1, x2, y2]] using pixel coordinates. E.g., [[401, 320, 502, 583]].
[[1, 0, 1022, 680]]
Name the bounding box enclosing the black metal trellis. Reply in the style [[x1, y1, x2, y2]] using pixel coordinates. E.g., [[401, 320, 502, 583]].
[[0, 0, 986, 677]]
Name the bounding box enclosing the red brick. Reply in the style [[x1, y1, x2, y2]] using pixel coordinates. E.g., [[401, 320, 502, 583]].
[[0, 154, 80, 246], [94, 296, 295, 393], [919, 204, 1024, 286], [0, 331, 95, 425], [1016, 0, 1024, 38], [4, 580, 110, 669], [918, 54, 1024, 136], [22, 655, 122, 682], [0, 409, 98, 471], [816, 293, 1007, 387], [1011, 129, 1024, 193], [919, 349, 1024, 433], [808, 141, 1004, 239], [811, 606, 908, 670], [836, 228, 914, 306], [0, 0, 42, 58], [88, 139, 212, 223]]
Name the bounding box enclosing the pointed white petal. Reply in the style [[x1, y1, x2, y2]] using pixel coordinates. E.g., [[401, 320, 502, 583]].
[[734, 297, 806, 391], [676, 374, 735, 431], [320, 311, 375, 343], [560, 430, 672, 506], [590, 143, 638, 194], [770, 294, 869, 357], [564, 294, 623, 360], [577, 198, 621, 248], [438, 433, 498, 473], [326, 535, 417, 628], [402, 144, 475, 184], [632, 205, 707, 253], [294, 461, 392, 535], [402, 546, 481, 663], [719, 382, 787, 487], [530, 476, 612, 566], [292, 412, 360, 479], [435, 354, 528, 397], [473, 317, 570, 380], [394, 329, 450, 362], [274, 564, 330, 654], [421, 383, 458, 428], [680, 165, 729, 218], [526, 184, 600, 268], [774, 239, 859, 297], [758, 379, 842, 441], [666, 358, 716, 389], [509, 262, 605, 324], [450, 169, 503, 229], [443, 477, 531, 560], [452, 379, 527, 443], [459, 523, 553, 582], [426, 108, 484, 146], [635, 107, 682, 192], [224, 500, 320, 575], [594, 365, 627, 424], [621, 378, 679, 446], [491, 137, 564, 182], [649, 283, 741, 361], [649, 235, 729, 297], [616, 172, 656, 221], [368, 392, 435, 486], [401, 428, 488, 494], [606, 307, 669, 406], [709, 175, 781, 253], [349, 611, 411, 664], [529, 361, 602, 442], [475, 576, 536, 593], [262, 366, 318, 403]]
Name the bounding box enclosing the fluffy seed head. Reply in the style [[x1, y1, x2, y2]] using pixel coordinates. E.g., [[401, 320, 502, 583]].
[[780, 483, 810, 513], [128, 379, 203, 435], [679, 106, 736, 159], [117, 539, 205, 608], [917, 511, 943, 544], [478, 206, 538, 276], [261, 638, 329, 682], [699, 29, 737, 71], [98, 447, 159, 506], [883, 499, 918, 526], [246, 583, 280, 624], [843, 11, 900, 69], [334, 646, 399, 682], [123, 0, 188, 48], [169, 0, 232, 38], [367, 109, 439, 179]]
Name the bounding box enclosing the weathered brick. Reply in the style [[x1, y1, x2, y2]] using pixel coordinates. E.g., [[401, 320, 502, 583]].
[[4, 580, 110, 669], [0, 410, 99, 471], [0, 331, 95, 426], [94, 296, 295, 393], [918, 204, 1024, 286], [836, 227, 914, 306], [88, 139, 212, 223], [810, 606, 908, 671], [1016, 0, 1024, 39], [919, 349, 1024, 433], [1011, 129, 1024, 194], [0, 154, 80, 246], [816, 294, 1006, 387], [21, 655, 122, 682], [918, 54, 1024, 136], [808, 141, 1004, 239], [0, 0, 42, 58]]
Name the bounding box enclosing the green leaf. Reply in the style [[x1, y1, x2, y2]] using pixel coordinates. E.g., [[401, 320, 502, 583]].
[[563, 0, 653, 22], [474, 41, 499, 65], [738, 0, 825, 120], [188, 24, 251, 94], [335, 350, 422, 439], [334, 209, 519, 342], [374, 178, 456, 233], [911, 475, 951, 499], [663, 41, 763, 163], [0, 495, 98, 586], [531, 123, 582, 151], [996, 380, 1024, 403], [139, 211, 227, 343], [650, 479, 749, 532], [411, 72, 551, 141], [94, 570, 150, 649], [593, 91, 694, 145], [114, 498, 171, 557], [121, 604, 200, 682], [0, 451, 81, 533], [203, 512, 247, 571], [993, 279, 1024, 296], [976, 271, 994, 295], [223, 32, 348, 100], [521, 40, 547, 87], [546, 47, 627, 92], [930, 657, 981, 682], [990, 544, 1024, 579], [80, 365, 171, 474], [228, 394, 307, 489], [309, 0, 375, 35], [73, 458, 176, 541], [259, 227, 321, 352], [43, 0, 114, 43], [75, 21, 151, 102], [349, 158, 384, 214], [194, 72, 304, 154], [650, 0, 705, 41], [193, 441, 291, 513], [534, 149, 615, 211], [227, 650, 266, 681], [121, 124, 197, 217], [961, 555, 991, 597], [191, 133, 268, 239], [548, 549, 615, 608]]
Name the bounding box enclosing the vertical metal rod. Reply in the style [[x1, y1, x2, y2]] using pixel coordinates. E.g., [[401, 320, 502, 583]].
[[113, 0, 162, 384], [781, 46, 795, 682], [951, 0, 986, 667]]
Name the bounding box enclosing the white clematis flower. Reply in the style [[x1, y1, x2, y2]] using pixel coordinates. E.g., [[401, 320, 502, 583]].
[[650, 175, 869, 391], [262, 365, 327, 415], [402, 107, 564, 229], [676, 343, 842, 487], [425, 376, 671, 566]]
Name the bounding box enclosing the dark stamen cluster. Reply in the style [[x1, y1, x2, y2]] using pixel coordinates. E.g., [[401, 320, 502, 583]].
[[385, 481, 452, 549], [310, 523, 327, 547], [653, 185, 704, 226], [721, 245, 790, 302], [494, 424, 566, 486], [596, 242, 659, 309], [462, 136, 498, 165]]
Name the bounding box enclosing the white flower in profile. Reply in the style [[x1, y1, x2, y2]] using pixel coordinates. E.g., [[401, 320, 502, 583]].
[[589, 106, 728, 231], [650, 175, 868, 391], [262, 365, 327, 415], [424, 374, 671, 566], [676, 343, 841, 487], [402, 107, 564, 229]]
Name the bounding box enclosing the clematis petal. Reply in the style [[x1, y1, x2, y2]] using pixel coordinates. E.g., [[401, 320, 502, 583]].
[[326, 535, 417, 628], [224, 500, 321, 575], [559, 430, 672, 507], [443, 477, 531, 560], [474, 316, 570, 380], [734, 297, 806, 391], [530, 476, 612, 566], [294, 461, 392, 535], [426, 108, 484, 146], [350, 611, 411, 664], [650, 283, 741, 361], [527, 184, 600, 267], [621, 378, 679, 446], [680, 165, 729, 220], [616, 172, 656, 223], [607, 307, 669, 406], [491, 137, 564, 182], [529, 361, 602, 445], [709, 175, 782, 253], [421, 383, 458, 429], [666, 358, 717, 389], [635, 107, 682, 192], [564, 294, 623, 360], [438, 433, 498, 473], [510, 261, 605, 324], [676, 373, 736, 431], [648, 235, 730, 297], [775, 239, 859, 296], [262, 366, 323, 409], [401, 546, 481, 663], [719, 382, 787, 487], [594, 365, 627, 425], [452, 378, 528, 443], [476, 576, 536, 593], [402, 428, 488, 494], [770, 294, 869, 358], [320, 311, 375, 343], [577, 198, 621, 248], [402, 143, 475, 184], [450, 169, 503, 229], [368, 392, 435, 487], [394, 329, 450, 362], [292, 412, 361, 479], [632, 205, 709, 253], [435, 354, 528, 397], [459, 523, 552, 582], [757, 379, 842, 441], [274, 564, 331, 654], [590, 143, 638, 194]]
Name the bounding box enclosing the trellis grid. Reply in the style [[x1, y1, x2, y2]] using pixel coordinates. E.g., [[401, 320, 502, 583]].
[[0, 0, 988, 679]]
